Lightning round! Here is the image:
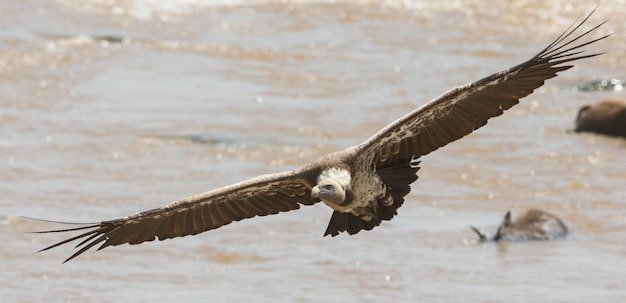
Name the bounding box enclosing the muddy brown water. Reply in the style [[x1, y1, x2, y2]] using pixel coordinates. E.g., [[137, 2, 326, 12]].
[[2, 1, 625, 302]]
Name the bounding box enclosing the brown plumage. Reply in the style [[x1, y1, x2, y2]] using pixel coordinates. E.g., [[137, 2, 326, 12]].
[[575, 99, 626, 138], [32, 11, 607, 263]]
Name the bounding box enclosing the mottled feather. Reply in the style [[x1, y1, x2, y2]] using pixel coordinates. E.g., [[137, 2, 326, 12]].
[[34, 168, 319, 263], [358, 12, 608, 168]]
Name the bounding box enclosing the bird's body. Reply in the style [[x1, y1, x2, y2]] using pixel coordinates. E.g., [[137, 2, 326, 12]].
[[33, 11, 608, 263]]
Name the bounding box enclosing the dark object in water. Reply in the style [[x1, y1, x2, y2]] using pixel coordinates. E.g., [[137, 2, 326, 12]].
[[575, 78, 624, 92], [471, 209, 568, 242], [574, 99, 626, 138], [93, 35, 131, 45]]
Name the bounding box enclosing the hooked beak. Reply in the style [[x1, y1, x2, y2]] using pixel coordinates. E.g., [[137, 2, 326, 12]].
[[310, 186, 321, 201]]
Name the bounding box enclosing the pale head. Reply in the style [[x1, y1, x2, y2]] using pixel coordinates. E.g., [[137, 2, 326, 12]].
[[311, 178, 346, 205], [311, 168, 351, 206]]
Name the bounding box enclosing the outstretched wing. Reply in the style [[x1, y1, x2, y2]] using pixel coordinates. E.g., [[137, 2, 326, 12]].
[[358, 10, 608, 167], [34, 168, 318, 263]]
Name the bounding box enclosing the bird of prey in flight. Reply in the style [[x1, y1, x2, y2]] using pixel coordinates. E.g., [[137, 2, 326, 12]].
[[32, 10, 608, 263]]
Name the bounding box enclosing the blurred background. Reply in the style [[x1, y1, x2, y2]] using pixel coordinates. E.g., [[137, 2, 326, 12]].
[[1, 0, 624, 302]]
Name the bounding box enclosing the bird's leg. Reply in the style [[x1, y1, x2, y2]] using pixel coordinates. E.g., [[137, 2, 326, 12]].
[[351, 207, 377, 221], [377, 184, 394, 206], [380, 192, 394, 206]]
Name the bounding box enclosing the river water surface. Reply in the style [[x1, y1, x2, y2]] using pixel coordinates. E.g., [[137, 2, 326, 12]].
[[2, 0, 626, 302]]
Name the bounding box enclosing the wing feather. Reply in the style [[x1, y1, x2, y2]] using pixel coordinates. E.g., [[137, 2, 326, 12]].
[[358, 10, 609, 166], [33, 168, 318, 263]]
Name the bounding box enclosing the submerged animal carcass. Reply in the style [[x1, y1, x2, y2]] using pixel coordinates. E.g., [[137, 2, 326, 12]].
[[471, 209, 568, 242], [574, 99, 626, 138]]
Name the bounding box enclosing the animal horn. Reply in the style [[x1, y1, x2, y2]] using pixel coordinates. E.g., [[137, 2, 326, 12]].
[[470, 226, 487, 242]]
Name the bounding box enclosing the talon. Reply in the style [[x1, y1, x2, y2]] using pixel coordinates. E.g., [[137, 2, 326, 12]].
[[381, 196, 394, 206], [352, 207, 377, 221]]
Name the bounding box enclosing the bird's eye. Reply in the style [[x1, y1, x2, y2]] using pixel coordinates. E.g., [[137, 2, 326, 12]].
[[323, 184, 333, 190]]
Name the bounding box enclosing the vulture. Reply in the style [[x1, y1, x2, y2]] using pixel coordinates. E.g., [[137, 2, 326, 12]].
[[470, 209, 569, 242], [574, 99, 626, 138], [33, 12, 607, 263]]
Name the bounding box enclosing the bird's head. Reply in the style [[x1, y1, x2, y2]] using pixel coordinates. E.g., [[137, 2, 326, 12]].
[[311, 178, 346, 205]]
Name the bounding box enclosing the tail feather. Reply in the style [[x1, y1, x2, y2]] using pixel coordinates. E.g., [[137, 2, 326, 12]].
[[324, 211, 379, 236]]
